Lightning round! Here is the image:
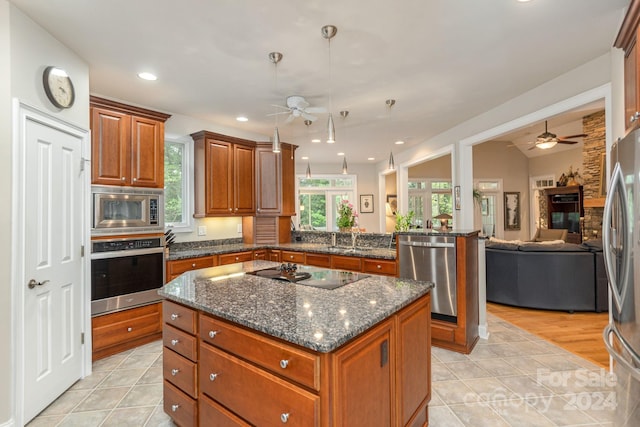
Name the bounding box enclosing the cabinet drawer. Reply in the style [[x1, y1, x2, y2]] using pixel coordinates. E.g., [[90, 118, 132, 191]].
[[92, 303, 162, 352], [168, 256, 214, 276], [331, 255, 362, 272], [163, 347, 197, 398], [219, 251, 253, 265], [200, 344, 319, 427], [362, 258, 397, 276], [253, 250, 266, 260], [305, 253, 331, 268], [164, 324, 198, 362], [281, 251, 305, 263], [199, 393, 250, 427], [163, 300, 197, 334], [200, 315, 319, 390], [164, 380, 197, 427]]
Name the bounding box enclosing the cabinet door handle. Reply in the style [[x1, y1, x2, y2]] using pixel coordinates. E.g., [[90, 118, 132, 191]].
[[132, 177, 137, 182], [171, 368, 179, 376], [279, 359, 289, 369], [171, 404, 180, 412], [280, 413, 290, 423], [209, 373, 218, 381], [229, 208, 232, 211], [170, 313, 180, 320], [121, 177, 126, 181], [127, 327, 132, 332], [171, 339, 179, 346], [208, 330, 218, 339]]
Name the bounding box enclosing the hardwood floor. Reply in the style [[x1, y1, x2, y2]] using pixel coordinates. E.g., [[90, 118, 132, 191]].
[[487, 302, 610, 368]]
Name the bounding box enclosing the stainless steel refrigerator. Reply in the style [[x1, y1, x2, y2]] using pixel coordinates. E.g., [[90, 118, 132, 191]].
[[602, 131, 640, 426]]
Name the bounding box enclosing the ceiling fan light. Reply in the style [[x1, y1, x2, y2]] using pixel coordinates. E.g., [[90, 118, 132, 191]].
[[388, 152, 395, 170], [272, 127, 281, 153], [327, 113, 336, 144], [536, 139, 557, 149]]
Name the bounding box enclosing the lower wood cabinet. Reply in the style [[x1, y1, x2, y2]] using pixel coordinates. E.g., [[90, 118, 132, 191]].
[[305, 252, 331, 268], [281, 250, 305, 263], [162, 295, 431, 426], [219, 251, 253, 265], [92, 302, 163, 361]]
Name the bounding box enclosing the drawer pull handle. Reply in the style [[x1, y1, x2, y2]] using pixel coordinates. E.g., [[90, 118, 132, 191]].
[[171, 368, 180, 376], [192, 263, 196, 267], [235, 256, 239, 260], [208, 330, 218, 339], [281, 413, 290, 423], [209, 373, 218, 381], [127, 327, 132, 332], [279, 359, 289, 369], [377, 264, 382, 269], [171, 339, 179, 346], [170, 313, 179, 320], [290, 255, 294, 259], [171, 404, 180, 412]]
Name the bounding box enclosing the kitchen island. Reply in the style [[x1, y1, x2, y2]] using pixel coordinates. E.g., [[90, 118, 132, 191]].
[[159, 260, 433, 427]]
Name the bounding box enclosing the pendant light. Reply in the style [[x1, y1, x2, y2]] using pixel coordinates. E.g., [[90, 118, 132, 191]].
[[386, 99, 396, 170], [306, 162, 312, 179], [342, 157, 348, 174], [322, 25, 337, 144], [269, 51, 283, 153], [388, 152, 395, 170]]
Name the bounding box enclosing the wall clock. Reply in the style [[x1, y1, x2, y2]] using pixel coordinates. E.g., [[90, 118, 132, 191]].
[[42, 66, 75, 109]]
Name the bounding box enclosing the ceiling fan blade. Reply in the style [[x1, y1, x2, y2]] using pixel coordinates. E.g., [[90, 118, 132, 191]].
[[305, 107, 327, 114], [301, 112, 317, 122], [528, 145, 538, 150], [560, 134, 587, 139], [266, 111, 291, 117], [557, 140, 579, 145], [271, 104, 292, 111], [284, 114, 296, 124]]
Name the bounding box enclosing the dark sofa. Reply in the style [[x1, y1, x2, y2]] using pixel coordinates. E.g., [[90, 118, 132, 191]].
[[486, 239, 608, 312]]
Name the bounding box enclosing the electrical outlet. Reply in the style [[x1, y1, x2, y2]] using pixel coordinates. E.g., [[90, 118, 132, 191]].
[[198, 225, 206, 236], [237, 224, 242, 234]]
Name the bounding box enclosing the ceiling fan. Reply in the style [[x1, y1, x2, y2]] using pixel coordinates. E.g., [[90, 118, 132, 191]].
[[268, 96, 327, 124], [528, 120, 587, 150]]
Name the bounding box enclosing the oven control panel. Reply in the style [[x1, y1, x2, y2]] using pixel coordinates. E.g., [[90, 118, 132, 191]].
[[92, 237, 163, 253]]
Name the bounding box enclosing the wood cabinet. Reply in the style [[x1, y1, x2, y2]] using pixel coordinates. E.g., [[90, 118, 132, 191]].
[[163, 300, 198, 427], [363, 258, 397, 276], [305, 252, 331, 268], [92, 302, 163, 361], [163, 295, 431, 426], [545, 186, 584, 244], [219, 251, 253, 266], [281, 250, 305, 264], [90, 96, 170, 188], [191, 131, 255, 217], [331, 254, 362, 272], [166, 255, 216, 282], [615, 0, 640, 133], [254, 142, 297, 216]]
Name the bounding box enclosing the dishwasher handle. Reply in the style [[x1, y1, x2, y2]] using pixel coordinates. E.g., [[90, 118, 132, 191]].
[[399, 240, 454, 248]]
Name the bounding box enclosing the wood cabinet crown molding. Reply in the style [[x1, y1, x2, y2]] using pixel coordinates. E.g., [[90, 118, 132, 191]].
[[615, 0, 640, 50], [190, 130, 256, 147], [89, 95, 171, 122]]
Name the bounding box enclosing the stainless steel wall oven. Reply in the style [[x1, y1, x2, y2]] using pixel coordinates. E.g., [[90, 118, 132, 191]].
[[91, 236, 165, 315]]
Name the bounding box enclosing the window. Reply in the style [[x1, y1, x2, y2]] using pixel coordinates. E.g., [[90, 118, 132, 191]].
[[408, 179, 453, 228], [164, 139, 193, 232], [297, 175, 357, 231]]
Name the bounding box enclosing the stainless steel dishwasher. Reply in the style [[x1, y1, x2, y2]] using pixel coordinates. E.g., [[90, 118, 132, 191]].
[[398, 234, 457, 321]]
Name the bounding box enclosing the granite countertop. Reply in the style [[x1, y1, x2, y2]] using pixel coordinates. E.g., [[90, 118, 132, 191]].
[[167, 242, 396, 261], [159, 260, 433, 353]]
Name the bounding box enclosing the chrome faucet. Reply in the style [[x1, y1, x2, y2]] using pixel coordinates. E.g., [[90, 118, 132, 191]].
[[351, 228, 359, 250]]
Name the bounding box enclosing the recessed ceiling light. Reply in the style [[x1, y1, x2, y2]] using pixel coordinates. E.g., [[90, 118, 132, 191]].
[[137, 72, 157, 81], [311, 139, 321, 143], [337, 152, 345, 156], [395, 140, 405, 145], [516, 0, 532, 2], [236, 116, 248, 122], [301, 156, 309, 160], [368, 157, 375, 161]]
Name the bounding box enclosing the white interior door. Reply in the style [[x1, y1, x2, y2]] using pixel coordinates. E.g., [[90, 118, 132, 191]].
[[21, 114, 85, 422]]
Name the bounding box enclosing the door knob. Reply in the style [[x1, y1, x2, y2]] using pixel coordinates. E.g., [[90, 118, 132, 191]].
[[28, 279, 49, 289]]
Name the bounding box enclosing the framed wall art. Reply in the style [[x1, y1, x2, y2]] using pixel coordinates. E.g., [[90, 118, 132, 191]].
[[504, 192, 521, 230], [360, 194, 374, 213]]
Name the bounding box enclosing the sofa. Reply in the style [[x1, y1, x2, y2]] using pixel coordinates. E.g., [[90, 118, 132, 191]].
[[486, 239, 607, 312]]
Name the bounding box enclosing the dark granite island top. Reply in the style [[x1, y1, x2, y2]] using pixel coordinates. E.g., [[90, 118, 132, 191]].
[[158, 260, 433, 352]]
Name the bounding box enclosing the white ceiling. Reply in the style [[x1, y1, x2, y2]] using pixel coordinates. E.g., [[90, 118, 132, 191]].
[[9, 0, 628, 164]]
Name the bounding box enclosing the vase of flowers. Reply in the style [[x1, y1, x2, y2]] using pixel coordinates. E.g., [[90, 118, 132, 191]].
[[337, 199, 358, 231]]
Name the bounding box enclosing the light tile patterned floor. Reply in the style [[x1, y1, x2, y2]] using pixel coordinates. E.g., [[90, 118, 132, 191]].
[[28, 314, 617, 426]]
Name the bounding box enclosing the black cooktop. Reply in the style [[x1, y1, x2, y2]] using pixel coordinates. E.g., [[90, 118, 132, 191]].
[[249, 264, 369, 290]]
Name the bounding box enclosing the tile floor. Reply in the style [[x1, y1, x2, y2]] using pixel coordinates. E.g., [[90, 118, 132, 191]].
[[28, 313, 617, 426]]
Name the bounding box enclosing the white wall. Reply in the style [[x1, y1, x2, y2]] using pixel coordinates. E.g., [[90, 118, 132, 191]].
[[3, 2, 90, 424], [528, 147, 584, 179]]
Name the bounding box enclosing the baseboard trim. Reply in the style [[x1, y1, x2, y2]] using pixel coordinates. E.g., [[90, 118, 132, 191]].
[[0, 418, 15, 427], [478, 323, 490, 340]]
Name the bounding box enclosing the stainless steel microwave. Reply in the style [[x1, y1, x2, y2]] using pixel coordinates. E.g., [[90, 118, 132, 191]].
[[92, 185, 163, 235]]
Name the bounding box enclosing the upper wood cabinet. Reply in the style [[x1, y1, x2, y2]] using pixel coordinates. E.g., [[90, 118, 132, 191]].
[[90, 96, 170, 188], [615, 0, 640, 133], [255, 142, 297, 216], [191, 131, 255, 217]]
